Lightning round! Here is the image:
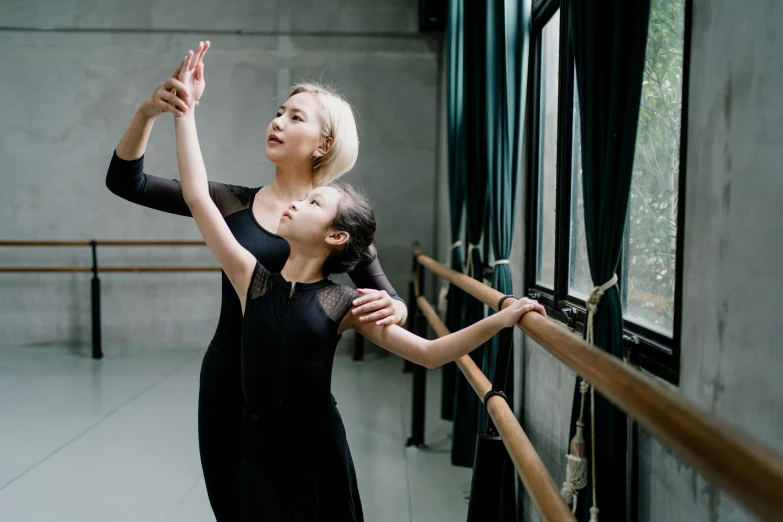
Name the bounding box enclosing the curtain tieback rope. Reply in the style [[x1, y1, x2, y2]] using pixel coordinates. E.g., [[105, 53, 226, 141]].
[[561, 273, 618, 522], [438, 241, 465, 314], [464, 243, 480, 278], [490, 259, 509, 268]]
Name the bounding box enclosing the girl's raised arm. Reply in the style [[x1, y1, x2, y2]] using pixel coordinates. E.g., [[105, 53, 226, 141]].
[[173, 48, 256, 309]]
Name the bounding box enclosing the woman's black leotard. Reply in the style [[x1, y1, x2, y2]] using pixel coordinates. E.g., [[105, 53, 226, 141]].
[[105, 152, 401, 521], [239, 262, 363, 521]]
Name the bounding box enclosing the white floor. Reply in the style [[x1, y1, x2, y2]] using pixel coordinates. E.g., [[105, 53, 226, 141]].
[[0, 344, 472, 521]]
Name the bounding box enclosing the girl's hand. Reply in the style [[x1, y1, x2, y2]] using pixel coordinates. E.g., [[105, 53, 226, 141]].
[[498, 297, 546, 328], [351, 289, 407, 326], [176, 41, 210, 110]]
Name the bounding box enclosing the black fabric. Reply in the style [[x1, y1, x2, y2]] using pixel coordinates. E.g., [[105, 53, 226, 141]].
[[106, 151, 254, 218], [346, 250, 402, 302], [240, 402, 362, 522], [106, 151, 399, 520], [240, 262, 363, 520], [237, 454, 289, 521], [198, 345, 243, 521]]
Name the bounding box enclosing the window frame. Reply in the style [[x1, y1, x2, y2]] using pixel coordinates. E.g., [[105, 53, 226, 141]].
[[524, 0, 692, 385]]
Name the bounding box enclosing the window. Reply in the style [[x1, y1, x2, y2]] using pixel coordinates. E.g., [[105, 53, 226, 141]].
[[535, 10, 561, 289], [569, 83, 590, 301], [527, 0, 690, 383], [627, 0, 687, 336]]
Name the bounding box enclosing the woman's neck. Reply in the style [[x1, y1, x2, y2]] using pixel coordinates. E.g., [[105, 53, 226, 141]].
[[280, 247, 326, 285], [268, 163, 314, 202]]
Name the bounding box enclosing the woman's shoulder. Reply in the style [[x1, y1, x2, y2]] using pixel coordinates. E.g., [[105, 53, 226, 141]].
[[207, 182, 262, 218], [212, 182, 261, 206]]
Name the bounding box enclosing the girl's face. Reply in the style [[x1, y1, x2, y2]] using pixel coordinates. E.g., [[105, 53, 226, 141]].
[[277, 186, 348, 252], [265, 92, 331, 168]]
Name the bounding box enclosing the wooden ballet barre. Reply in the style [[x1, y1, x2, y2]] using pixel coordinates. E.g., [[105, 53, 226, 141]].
[[95, 240, 207, 247], [0, 266, 220, 273], [412, 243, 783, 521], [0, 240, 218, 273], [0, 240, 207, 247], [100, 266, 219, 272], [416, 294, 576, 522], [0, 239, 219, 361], [0, 240, 92, 247], [0, 267, 93, 273]]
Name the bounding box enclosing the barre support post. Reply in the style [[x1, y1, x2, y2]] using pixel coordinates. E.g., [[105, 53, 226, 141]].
[[406, 243, 427, 447], [406, 310, 428, 448], [404, 242, 421, 373], [90, 240, 103, 360]]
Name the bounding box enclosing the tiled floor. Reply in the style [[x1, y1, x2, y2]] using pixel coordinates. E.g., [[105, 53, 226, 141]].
[[0, 345, 471, 521]]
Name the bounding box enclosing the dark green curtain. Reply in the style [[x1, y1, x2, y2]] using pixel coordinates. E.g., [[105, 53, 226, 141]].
[[451, 0, 489, 468], [479, 0, 530, 428], [479, 0, 531, 518], [441, 0, 467, 422], [567, 1, 651, 521]]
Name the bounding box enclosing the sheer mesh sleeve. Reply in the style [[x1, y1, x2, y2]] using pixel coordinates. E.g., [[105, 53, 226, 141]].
[[247, 261, 273, 300], [318, 285, 363, 323], [106, 151, 256, 218], [347, 244, 405, 304]]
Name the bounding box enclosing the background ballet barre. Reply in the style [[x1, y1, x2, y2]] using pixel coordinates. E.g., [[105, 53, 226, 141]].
[[0, 240, 220, 359]]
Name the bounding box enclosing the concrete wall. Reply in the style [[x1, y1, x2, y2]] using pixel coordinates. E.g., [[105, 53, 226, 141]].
[[0, 0, 440, 351], [434, 1, 783, 521]]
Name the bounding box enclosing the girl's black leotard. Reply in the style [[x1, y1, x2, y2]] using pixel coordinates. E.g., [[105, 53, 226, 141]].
[[105, 151, 400, 521], [239, 262, 363, 521]]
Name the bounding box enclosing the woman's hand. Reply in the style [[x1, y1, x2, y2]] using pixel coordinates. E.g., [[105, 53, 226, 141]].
[[176, 41, 210, 110], [498, 297, 546, 328], [138, 73, 191, 118], [351, 289, 408, 326]]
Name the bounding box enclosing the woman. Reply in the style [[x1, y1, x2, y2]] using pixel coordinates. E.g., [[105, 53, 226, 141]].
[[106, 41, 407, 520], [172, 46, 545, 521]]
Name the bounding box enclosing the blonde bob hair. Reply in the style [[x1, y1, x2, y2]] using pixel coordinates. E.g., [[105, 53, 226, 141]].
[[288, 83, 359, 187]]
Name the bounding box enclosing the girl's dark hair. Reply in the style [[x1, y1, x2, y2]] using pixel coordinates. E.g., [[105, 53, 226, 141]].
[[322, 183, 377, 277]]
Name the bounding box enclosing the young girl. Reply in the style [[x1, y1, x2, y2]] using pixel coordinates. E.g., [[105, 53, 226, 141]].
[[106, 42, 407, 520], [173, 48, 544, 521]]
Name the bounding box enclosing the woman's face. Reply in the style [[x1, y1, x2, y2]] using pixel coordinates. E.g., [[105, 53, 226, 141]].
[[265, 92, 327, 168], [277, 186, 347, 251]]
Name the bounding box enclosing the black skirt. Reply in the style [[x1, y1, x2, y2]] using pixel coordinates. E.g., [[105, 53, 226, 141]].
[[239, 398, 364, 522]]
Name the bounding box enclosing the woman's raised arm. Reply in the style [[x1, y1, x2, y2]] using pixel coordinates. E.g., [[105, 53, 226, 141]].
[[106, 43, 242, 218]]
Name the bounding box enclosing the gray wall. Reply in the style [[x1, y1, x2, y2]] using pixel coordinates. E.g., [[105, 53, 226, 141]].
[[0, 0, 440, 351], [434, 1, 783, 521]]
